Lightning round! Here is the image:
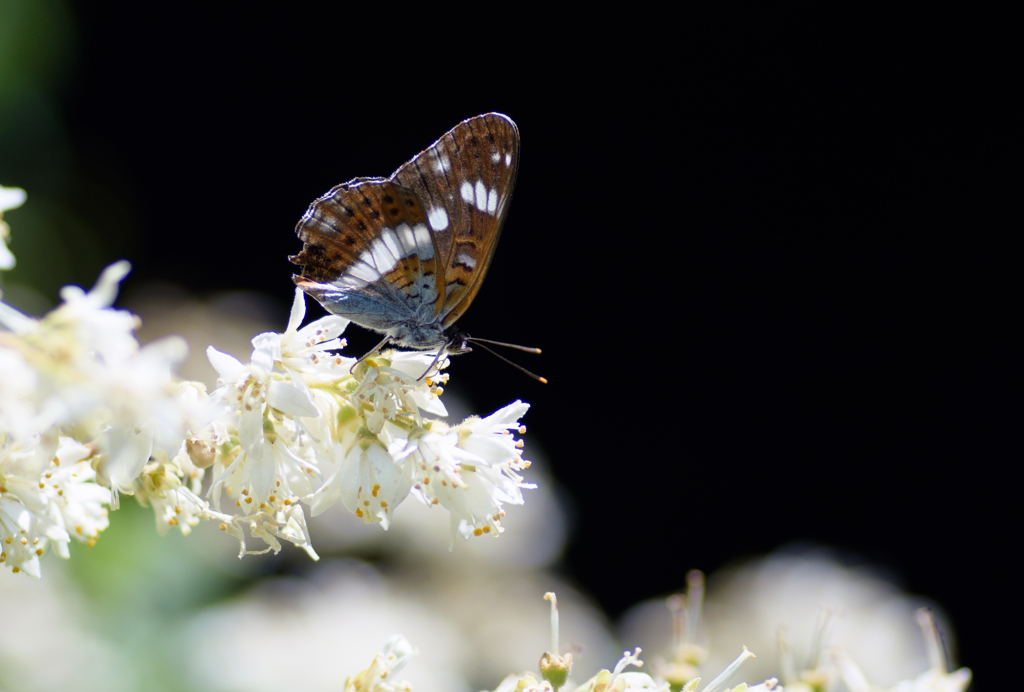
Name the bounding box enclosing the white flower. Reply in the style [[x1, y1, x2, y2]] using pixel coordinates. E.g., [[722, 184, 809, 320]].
[[48, 261, 140, 365], [456, 401, 530, 462], [0, 345, 37, 439], [574, 648, 670, 692], [382, 351, 449, 417], [0, 434, 110, 576], [492, 674, 554, 692], [202, 295, 353, 557], [311, 439, 411, 529], [243, 500, 318, 559], [695, 648, 777, 692], [620, 550, 947, 687], [278, 287, 352, 381], [344, 635, 416, 692], [0, 185, 25, 212], [0, 495, 63, 577], [1, 261, 197, 508], [206, 338, 319, 505], [200, 287, 535, 556], [0, 184, 26, 270], [399, 401, 532, 547], [184, 564, 467, 692], [45, 437, 110, 551], [87, 335, 193, 503], [832, 609, 971, 692], [351, 359, 446, 434], [134, 459, 208, 536]]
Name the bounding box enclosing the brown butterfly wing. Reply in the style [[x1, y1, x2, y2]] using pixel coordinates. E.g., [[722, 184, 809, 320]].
[[392, 113, 520, 327], [290, 178, 442, 330]]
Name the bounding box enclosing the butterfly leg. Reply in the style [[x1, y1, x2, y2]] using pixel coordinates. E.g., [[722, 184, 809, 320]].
[[349, 335, 392, 374], [417, 347, 448, 382]]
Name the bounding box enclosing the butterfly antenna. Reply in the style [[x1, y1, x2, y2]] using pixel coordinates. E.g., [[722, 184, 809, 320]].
[[467, 339, 547, 384], [350, 335, 392, 374], [465, 337, 542, 354]]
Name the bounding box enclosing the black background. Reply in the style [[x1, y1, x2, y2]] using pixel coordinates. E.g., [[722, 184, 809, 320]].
[[9, 6, 1007, 680]]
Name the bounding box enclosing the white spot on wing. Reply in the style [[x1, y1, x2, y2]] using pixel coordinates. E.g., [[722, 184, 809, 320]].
[[460, 181, 474, 203], [491, 152, 501, 163], [428, 207, 449, 231], [367, 239, 398, 274], [475, 180, 487, 212], [395, 222, 434, 261], [429, 149, 451, 173], [487, 188, 498, 215], [457, 252, 477, 268], [347, 260, 381, 283], [380, 228, 402, 260], [505, 153, 512, 166], [395, 223, 417, 253], [412, 223, 434, 260]]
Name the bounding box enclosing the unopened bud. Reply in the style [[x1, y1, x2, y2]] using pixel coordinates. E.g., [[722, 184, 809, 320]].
[[540, 651, 573, 690], [186, 439, 216, 468]]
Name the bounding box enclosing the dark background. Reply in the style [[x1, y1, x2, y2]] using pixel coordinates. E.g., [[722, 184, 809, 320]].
[[2, 5, 1004, 681]]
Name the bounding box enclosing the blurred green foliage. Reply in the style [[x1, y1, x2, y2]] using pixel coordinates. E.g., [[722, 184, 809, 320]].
[[63, 501, 253, 692], [1, 0, 126, 311], [1, 8, 236, 689]]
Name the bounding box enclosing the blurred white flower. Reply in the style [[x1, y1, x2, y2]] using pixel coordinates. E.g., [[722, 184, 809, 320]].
[[0, 346, 37, 440], [398, 570, 616, 690], [492, 674, 555, 692], [649, 571, 708, 689], [0, 260, 206, 576], [183, 561, 468, 692], [619, 549, 956, 689], [0, 183, 26, 270], [1, 261, 199, 491], [832, 609, 971, 692], [0, 562, 134, 691]]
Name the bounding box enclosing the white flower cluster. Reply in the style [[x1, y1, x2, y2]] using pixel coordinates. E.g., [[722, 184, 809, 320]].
[[644, 572, 970, 692], [202, 287, 532, 558], [1, 255, 201, 576], [0, 188, 533, 577], [349, 589, 970, 692]]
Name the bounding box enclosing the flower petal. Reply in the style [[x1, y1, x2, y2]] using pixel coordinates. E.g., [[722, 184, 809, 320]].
[[286, 287, 306, 334], [267, 379, 318, 417], [207, 346, 246, 382]]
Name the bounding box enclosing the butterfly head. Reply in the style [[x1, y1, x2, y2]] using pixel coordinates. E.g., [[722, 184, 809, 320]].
[[443, 327, 473, 356]]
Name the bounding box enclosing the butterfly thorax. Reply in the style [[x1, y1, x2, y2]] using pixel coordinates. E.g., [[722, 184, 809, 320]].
[[386, 323, 472, 355], [387, 320, 449, 351]]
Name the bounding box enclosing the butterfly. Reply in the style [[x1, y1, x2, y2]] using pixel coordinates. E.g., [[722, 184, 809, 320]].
[[290, 113, 521, 364]]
